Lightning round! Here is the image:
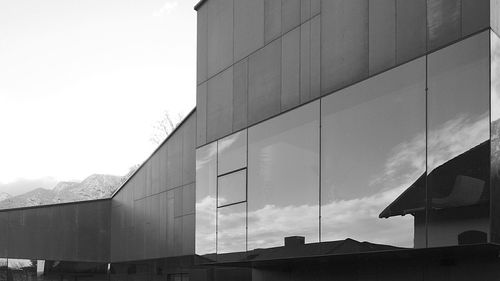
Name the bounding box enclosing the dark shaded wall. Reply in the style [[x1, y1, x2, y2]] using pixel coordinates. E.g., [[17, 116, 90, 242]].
[[248, 255, 500, 281], [0, 199, 110, 262], [110, 111, 196, 262], [195, 0, 491, 147]]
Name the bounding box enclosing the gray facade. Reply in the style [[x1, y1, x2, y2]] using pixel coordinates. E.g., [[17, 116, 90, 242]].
[[196, 0, 492, 147]]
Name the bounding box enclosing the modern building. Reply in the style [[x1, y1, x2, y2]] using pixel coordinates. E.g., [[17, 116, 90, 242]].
[[1, 0, 500, 280]]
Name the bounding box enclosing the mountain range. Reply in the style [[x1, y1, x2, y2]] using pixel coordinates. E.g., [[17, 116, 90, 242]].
[[0, 174, 124, 210]]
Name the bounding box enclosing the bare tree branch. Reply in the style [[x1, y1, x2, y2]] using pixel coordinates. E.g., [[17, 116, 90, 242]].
[[150, 111, 183, 145]]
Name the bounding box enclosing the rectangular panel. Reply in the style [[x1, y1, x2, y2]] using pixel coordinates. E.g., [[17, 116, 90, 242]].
[[197, 3, 208, 84], [248, 100, 320, 250], [234, 0, 264, 61], [461, 0, 489, 36], [217, 203, 247, 254], [491, 31, 500, 244], [311, 0, 320, 16], [160, 144, 168, 191], [183, 183, 196, 215], [206, 67, 233, 143], [183, 115, 196, 185], [301, 0, 311, 23], [396, 0, 427, 63], [264, 0, 282, 44], [195, 143, 218, 256], [300, 20, 311, 103], [152, 152, 160, 195], [427, 31, 490, 247], [321, 57, 426, 248], [218, 170, 247, 207], [248, 39, 282, 125], [174, 187, 183, 218], [174, 217, 183, 256], [197, 83, 208, 146], [182, 213, 196, 255], [167, 193, 175, 256], [233, 58, 248, 132], [145, 158, 153, 196], [369, 0, 396, 75], [282, 0, 301, 34], [427, 0, 461, 51], [281, 26, 301, 111], [321, 0, 369, 95], [218, 130, 247, 175], [207, 0, 233, 77], [167, 132, 183, 189], [310, 15, 321, 100]]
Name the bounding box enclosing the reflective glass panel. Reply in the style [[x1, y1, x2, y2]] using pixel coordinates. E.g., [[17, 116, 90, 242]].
[[321, 57, 426, 248], [217, 203, 247, 254], [248, 100, 320, 250], [218, 169, 246, 207], [195, 142, 218, 255], [8, 259, 36, 281], [218, 130, 247, 175], [492, 31, 500, 244], [427, 31, 490, 247]]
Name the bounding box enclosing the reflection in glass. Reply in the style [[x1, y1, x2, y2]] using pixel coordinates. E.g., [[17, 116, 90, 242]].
[[321, 57, 426, 248], [492, 31, 500, 244], [248, 101, 320, 250], [427, 31, 490, 247], [218, 170, 246, 207], [218, 130, 247, 175], [217, 203, 247, 254], [195, 142, 217, 255], [8, 259, 37, 281], [0, 259, 6, 281]]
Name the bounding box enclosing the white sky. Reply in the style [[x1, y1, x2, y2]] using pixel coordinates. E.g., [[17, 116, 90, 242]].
[[0, 0, 198, 195]]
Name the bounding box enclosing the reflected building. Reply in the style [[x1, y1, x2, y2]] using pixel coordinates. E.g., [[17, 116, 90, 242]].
[[1, 1, 500, 281]]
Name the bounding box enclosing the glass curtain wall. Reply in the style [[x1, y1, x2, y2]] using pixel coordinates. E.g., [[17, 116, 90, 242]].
[[195, 142, 217, 256], [491, 30, 500, 244], [247, 101, 320, 250], [321, 57, 426, 248], [195, 30, 494, 256], [216, 130, 248, 254], [427, 31, 490, 247]]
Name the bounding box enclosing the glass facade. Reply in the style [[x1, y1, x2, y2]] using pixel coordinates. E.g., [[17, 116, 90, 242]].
[[217, 130, 247, 176], [195, 142, 217, 255], [217, 203, 247, 254], [427, 31, 490, 247], [247, 100, 320, 250], [491, 30, 500, 244], [195, 30, 496, 256], [217, 169, 246, 207], [321, 57, 426, 248]]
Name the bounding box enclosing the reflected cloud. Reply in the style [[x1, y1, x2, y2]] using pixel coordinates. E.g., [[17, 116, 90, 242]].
[[195, 196, 216, 255], [427, 113, 489, 172], [373, 113, 489, 187]]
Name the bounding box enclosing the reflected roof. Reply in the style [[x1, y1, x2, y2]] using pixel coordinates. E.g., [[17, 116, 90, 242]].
[[380, 140, 490, 218]]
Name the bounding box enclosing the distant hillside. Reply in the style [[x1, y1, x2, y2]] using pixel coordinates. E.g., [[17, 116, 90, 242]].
[[0, 174, 123, 209], [0, 192, 11, 202]]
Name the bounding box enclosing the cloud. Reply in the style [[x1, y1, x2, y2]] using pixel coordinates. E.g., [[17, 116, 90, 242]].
[[371, 112, 489, 190], [153, 1, 179, 17]]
